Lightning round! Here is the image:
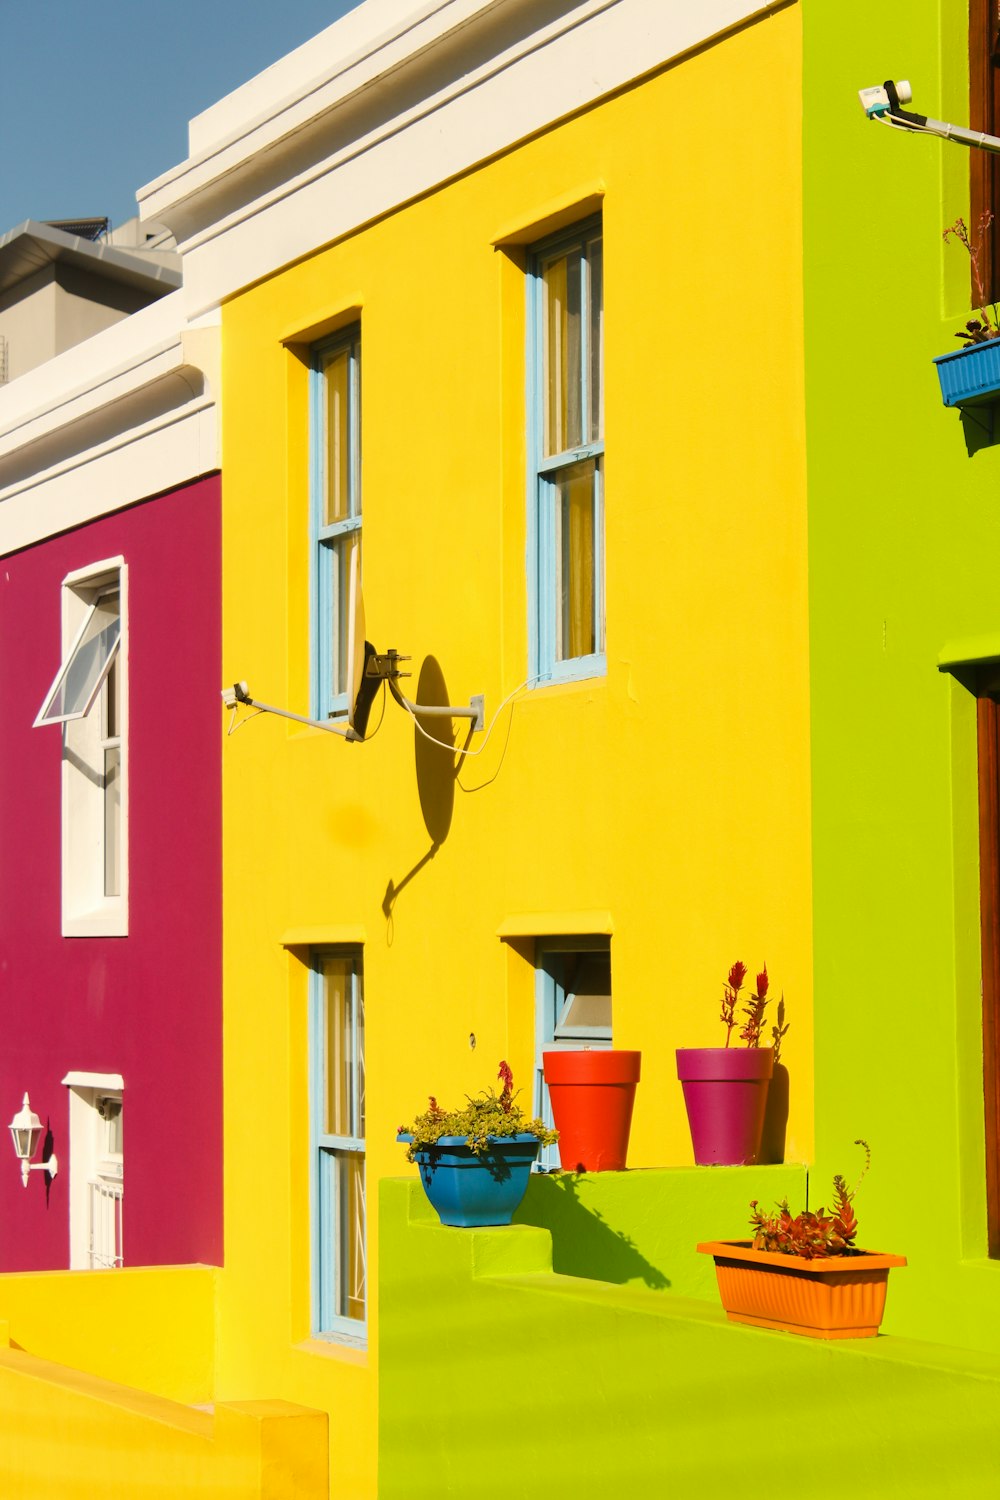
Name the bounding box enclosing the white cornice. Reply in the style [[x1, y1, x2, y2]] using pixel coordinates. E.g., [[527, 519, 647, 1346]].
[[138, 0, 790, 316], [0, 292, 219, 556]]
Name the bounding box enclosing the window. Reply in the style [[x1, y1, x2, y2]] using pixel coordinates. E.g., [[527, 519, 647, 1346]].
[[310, 951, 366, 1339], [528, 219, 604, 682], [970, 0, 1000, 302], [34, 560, 127, 935], [62, 1072, 124, 1270], [311, 328, 361, 719], [534, 936, 612, 1167]]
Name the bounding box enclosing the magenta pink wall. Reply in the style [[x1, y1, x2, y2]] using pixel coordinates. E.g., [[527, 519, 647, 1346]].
[[0, 476, 222, 1270]]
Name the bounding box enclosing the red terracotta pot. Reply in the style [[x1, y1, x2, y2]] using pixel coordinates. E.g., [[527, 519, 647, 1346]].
[[542, 1049, 641, 1172], [675, 1047, 773, 1165]]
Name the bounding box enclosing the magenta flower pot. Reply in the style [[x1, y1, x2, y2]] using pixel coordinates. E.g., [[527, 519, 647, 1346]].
[[675, 1047, 773, 1165]]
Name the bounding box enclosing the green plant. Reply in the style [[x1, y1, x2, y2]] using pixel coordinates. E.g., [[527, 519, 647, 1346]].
[[749, 1139, 870, 1260], [943, 211, 1000, 345], [719, 960, 785, 1049], [398, 1060, 558, 1162]]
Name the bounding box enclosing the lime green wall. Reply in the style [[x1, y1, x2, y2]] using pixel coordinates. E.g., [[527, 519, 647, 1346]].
[[803, 0, 1000, 1349], [380, 1178, 1000, 1498]]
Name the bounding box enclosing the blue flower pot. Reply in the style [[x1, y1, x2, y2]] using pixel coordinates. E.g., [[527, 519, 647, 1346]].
[[934, 337, 1000, 406], [397, 1133, 540, 1226]]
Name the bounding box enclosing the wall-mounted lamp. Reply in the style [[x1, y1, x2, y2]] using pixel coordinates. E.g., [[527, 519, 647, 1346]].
[[9, 1093, 57, 1187]]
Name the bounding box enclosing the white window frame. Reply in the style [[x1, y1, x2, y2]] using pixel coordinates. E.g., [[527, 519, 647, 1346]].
[[37, 559, 129, 937], [62, 1070, 124, 1271]]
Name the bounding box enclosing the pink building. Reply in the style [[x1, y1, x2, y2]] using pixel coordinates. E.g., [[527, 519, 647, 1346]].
[[0, 233, 221, 1272]]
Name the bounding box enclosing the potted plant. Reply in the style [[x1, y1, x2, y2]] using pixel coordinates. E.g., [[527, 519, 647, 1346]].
[[698, 1140, 906, 1339], [676, 961, 781, 1165], [934, 212, 1000, 406], [397, 1061, 557, 1227]]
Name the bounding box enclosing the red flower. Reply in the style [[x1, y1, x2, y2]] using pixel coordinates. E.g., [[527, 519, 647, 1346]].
[[727, 961, 747, 992], [755, 966, 769, 1000]]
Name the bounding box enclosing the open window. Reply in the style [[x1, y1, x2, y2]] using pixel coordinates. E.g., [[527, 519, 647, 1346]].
[[34, 560, 127, 935]]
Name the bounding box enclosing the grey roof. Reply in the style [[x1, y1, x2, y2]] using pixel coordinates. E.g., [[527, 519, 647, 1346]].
[[0, 220, 181, 299]]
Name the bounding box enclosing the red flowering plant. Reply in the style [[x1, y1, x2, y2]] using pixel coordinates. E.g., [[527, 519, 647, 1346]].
[[719, 961, 785, 1051], [397, 1061, 557, 1162], [749, 1140, 870, 1260]]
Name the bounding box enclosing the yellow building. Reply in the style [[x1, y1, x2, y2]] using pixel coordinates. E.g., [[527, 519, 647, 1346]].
[[153, 2, 809, 1493], [0, 3, 813, 1495]]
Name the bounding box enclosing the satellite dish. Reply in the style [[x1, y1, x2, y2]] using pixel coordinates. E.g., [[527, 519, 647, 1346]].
[[346, 544, 380, 740]]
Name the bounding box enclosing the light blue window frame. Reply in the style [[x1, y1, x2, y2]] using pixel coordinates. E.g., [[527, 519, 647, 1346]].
[[534, 936, 612, 1169], [310, 328, 361, 720], [308, 949, 366, 1343], [527, 218, 605, 684]]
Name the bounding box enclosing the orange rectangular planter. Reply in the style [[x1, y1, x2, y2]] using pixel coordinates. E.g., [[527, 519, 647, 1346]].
[[697, 1240, 907, 1339]]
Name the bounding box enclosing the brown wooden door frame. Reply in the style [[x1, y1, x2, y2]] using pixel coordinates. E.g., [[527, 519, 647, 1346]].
[[977, 696, 1000, 1254], [970, 0, 1000, 302]]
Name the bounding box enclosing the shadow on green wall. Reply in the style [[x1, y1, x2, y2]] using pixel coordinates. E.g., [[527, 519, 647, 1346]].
[[959, 403, 1000, 456], [515, 1172, 670, 1288]]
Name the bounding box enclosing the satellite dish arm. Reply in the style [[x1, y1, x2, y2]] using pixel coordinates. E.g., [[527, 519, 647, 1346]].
[[224, 682, 361, 741], [387, 676, 485, 733]]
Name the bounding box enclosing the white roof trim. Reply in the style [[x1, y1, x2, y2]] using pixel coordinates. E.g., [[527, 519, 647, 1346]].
[[138, 0, 791, 316], [61, 1071, 124, 1091], [0, 293, 219, 554]]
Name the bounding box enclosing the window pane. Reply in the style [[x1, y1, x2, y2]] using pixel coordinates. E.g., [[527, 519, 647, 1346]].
[[104, 654, 120, 740], [554, 459, 600, 660], [543, 248, 583, 456], [323, 956, 352, 1137], [588, 233, 603, 443], [328, 535, 359, 702], [356, 976, 365, 1137], [323, 348, 352, 525], [337, 1151, 366, 1322], [39, 589, 120, 724], [99, 1097, 123, 1156], [556, 950, 612, 1035], [104, 747, 121, 898]]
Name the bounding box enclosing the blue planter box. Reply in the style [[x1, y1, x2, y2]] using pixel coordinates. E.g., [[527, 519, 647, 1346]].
[[397, 1132, 540, 1226], [934, 338, 1000, 406]]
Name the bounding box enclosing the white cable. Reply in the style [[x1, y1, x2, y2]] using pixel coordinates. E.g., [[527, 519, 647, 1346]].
[[396, 673, 547, 757], [227, 704, 265, 736]]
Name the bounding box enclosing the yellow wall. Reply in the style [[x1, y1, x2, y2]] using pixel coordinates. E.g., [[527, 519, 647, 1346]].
[[219, 9, 808, 1497], [0, 1264, 215, 1402]]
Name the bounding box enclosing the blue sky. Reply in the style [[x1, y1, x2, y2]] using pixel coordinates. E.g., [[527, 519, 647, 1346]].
[[0, 1, 360, 234]]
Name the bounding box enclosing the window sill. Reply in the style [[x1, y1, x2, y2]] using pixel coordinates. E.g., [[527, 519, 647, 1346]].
[[294, 1332, 368, 1363], [62, 907, 128, 939], [531, 655, 607, 691]]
